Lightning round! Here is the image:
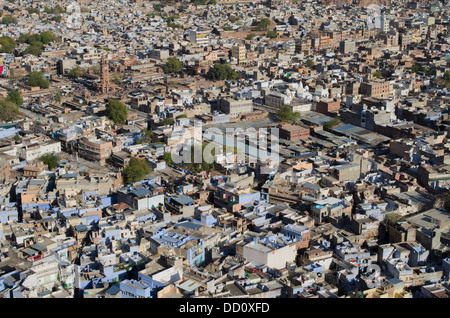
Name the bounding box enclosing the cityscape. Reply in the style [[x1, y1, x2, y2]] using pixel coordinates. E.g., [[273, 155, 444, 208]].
[[0, 0, 448, 300]]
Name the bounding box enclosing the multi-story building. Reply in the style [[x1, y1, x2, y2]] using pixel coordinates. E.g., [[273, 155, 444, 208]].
[[219, 98, 253, 118], [311, 197, 352, 224], [17, 137, 61, 162], [265, 92, 292, 108], [188, 29, 210, 46], [359, 81, 392, 99], [339, 40, 356, 54], [316, 98, 341, 114], [278, 123, 310, 141], [77, 137, 112, 165], [231, 44, 246, 65]]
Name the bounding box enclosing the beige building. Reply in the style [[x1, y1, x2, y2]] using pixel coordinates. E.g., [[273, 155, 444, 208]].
[[231, 44, 246, 65], [219, 98, 253, 118], [77, 137, 113, 165], [241, 241, 297, 269], [359, 81, 392, 99]]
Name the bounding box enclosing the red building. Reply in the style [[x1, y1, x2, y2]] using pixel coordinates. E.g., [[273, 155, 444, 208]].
[[278, 123, 310, 141]]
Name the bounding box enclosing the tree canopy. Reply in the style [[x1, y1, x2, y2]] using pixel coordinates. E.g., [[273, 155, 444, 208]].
[[411, 64, 432, 74], [373, 71, 383, 78], [185, 142, 217, 173], [27, 7, 39, 14], [106, 100, 128, 125], [266, 30, 278, 38], [444, 71, 450, 82], [210, 63, 238, 81], [255, 18, 271, 31], [54, 91, 62, 103], [40, 153, 60, 169], [20, 32, 56, 57], [6, 90, 23, 106], [123, 157, 152, 184], [438, 190, 450, 212], [2, 15, 17, 26], [0, 36, 16, 54], [23, 44, 42, 57], [324, 117, 341, 129], [306, 59, 315, 69], [160, 152, 173, 164], [68, 65, 86, 79], [39, 31, 57, 45], [0, 100, 19, 122], [27, 71, 50, 89], [164, 57, 182, 74], [277, 105, 301, 122], [137, 128, 153, 144], [159, 118, 175, 126]]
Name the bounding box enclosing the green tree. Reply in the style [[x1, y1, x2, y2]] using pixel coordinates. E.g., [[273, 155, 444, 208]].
[[185, 142, 217, 173], [30, 41, 44, 49], [106, 100, 128, 125], [137, 128, 153, 144], [52, 5, 65, 14], [246, 33, 256, 40], [0, 36, 16, 54], [160, 118, 174, 126], [0, 100, 19, 122], [164, 57, 182, 74], [23, 44, 42, 56], [444, 71, 450, 82], [277, 104, 301, 122], [266, 30, 277, 38], [166, 16, 179, 23], [112, 76, 122, 85], [373, 71, 383, 78], [19, 33, 41, 44], [68, 65, 85, 79], [27, 71, 50, 89], [255, 18, 271, 31], [27, 8, 40, 14], [192, 0, 207, 5], [54, 91, 62, 103], [222, 26, 233, 31], [211, 63, 238, 81], [40, 152, 60, 169], [6, 90, 23, 106], [324, 117, 341, 129], [438, 190, 450, 212], [306, 59, 315, 69], [168, 22, 182, 29], [2, 15, 17, 25], [229, 16, 239, 23], [160, 152, 173, 164], [382, 212, 403, 226], [39, 31, 56, 44], [411, 64, 432, 74], [123, 157, 152, 184]]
